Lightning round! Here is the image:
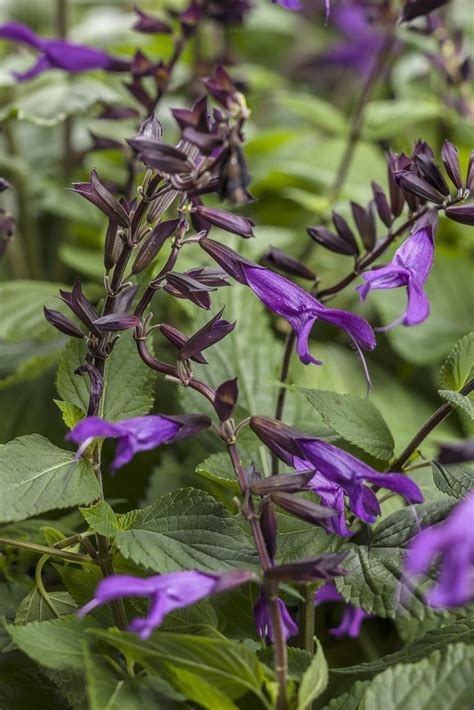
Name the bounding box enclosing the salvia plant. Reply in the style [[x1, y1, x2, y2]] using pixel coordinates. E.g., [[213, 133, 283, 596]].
[[0, 0, 472, 708]]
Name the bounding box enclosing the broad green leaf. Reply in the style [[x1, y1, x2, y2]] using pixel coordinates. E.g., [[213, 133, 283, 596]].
[[363, 98, 446, 140], [0, 351, 59, 391], [0, 76, 121, 125], [439, 333, 474, 391], [276, 512, 341, 563], [297, 637, 328, 709], [81, 488, 257, 572], [321, 681, 371, 710], [438, 389, 474, 419], [275, 91, 348, 134], [0, 653, 65, 709], [432, 460, 474, 500], [15, 589, 77, 624], [299, 388, 394, 460], [195, 453, 241, 493], [359, 643, 474, 710], [375, 257, 474, 365], [56, 335, 155, 420], [7, 617, 96, 670], [333, 616, 474, 675], [0, 434, 100, 523], [54, 399, 85, 430], [335, 501, 454, 620], [89, 629, 270, 707], [163, 666, 238, 710], [0, 281, 68, 342], [0, 583, 27, 650]]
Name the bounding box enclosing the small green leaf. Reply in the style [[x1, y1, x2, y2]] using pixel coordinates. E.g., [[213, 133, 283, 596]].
[[0, 434, 100, 523], [439, 333, 474, 391], [299, 388, 394, 460], [15, 589, 77, 625], [195, 453, 240, 493], [432, 460, 474, 500], [297, 637, 328, 709], [438, 390, 474, 419], [54, 400, 84, 430]]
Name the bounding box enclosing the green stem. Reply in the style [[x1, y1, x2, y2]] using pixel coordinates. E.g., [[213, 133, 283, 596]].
[[0, 537, 94, 564], [35, 555, 60, 618], [299, 584, 315, 653]]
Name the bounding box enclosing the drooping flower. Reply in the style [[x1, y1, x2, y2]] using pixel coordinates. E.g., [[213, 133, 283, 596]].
[[67, 414, 210, 470], [0, 21, 130, 81], [356, 226, 434, 331], [250, 416, 424, 533], [253, 590, 298, 643], [79, 570, 255, 640], [314, 583, 373, 638], [200, 238, 376, 377], [406, 491, 474, 607]]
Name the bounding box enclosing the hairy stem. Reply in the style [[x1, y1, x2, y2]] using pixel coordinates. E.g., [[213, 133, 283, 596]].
[[0, 537, 94, 564], [299, 583, 315, 653], [389, 378, 474, 471]]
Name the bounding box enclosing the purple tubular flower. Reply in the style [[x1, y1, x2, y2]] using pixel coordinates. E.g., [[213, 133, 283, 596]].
[[314, 583, 372, 638], [253, 590, 298, 644], [67, 413, 210, 470], [406, 491, 474, 607], [0, 21, 130, 81], [79, 569, 255, 640], [250, 416, 424, 531], [445, 204, 474, 227], [356, 226, 434, 331], [200, 238, 375, 374], [178, 308, 235, 361], [437, 439, 474, 464]]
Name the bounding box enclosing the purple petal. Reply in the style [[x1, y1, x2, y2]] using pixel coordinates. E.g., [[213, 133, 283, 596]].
[[14, 55, 54, 81], [404, 280, 430, 326], [394, 226, 434, 284], [0, 21, 44, 49], [314, 583, 343, 604]]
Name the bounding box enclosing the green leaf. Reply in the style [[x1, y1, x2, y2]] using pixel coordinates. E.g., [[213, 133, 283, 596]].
[[89, 629, 270, 708], [81, 488, 257, 573], [297, 637, 328, 709], [375, 257, 474, 366], [333, 616, 474, 676], [321, 681, 371, 710], [0, 434, 100, 523], [363, 98, 446, 140], [431, 460, 474, 500], [56, 565, 114, 628], [0, 653, 65, 709], [7, 617, 96, 670], [0, 583, 27, 650], [54, 399, 85, 430], [335, 501, 454, 620], [15, 589, 77, 624], [438, 389, 474, 419], [0, 350, 60, 391], [0, 76, 121, 125], [195, 453, 240, 493], [275, 91, 348, 135], [0, 281, 69, 342], [439, 333, 474, 391], [359, 643, 474, 710], [275, 512, 341, 564], [56, 335, 155, 420], [299, 388, 394, 460], [163, 666, 238, 710]]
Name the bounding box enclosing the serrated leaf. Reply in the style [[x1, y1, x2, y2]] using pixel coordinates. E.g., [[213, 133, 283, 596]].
[[15, 589, 77, 624], [299, 388, 394, 460], [7, 616, 96, 670], [359, 643, 474, 710], [163, 666, 238, 710], [333, 616, 474, 676], [56, 335, 155, 421], [0, 434, 100, 523], [195, 453, 240, 492], [321, 680, 371, 710], [82, 488, 257, 573], [431, 460, 474, 500], [335, 501, 454, 620], [297, 637, 328, 709], [54, 400, 84, 430], [439, 333, 474, 391], [89, 629, 269, 707], [438, 389, 474, 419]]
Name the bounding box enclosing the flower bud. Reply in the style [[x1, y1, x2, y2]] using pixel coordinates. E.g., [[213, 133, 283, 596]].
[[132, 219, 180, 274], [0, 178, 10, 192], [332, 212, 359, 254], [185, 267, 230, 288], [199, 237, 249, 282], [104, 220, 121, 271], [414, 155, 450, 196], [194, 206, 255, 238], [307, 226, 357, 256], [93, 314, 141, 332], [445, 204, 474, 226], [250, 415, 303, 461], [259, 499, 277, 561], [466, 150, 474, 191], [165, 271, 217, 310], [115, 285, 138, 314], [214, 378, 238, 421], [183, 127, 222, 154], [135, 113, 163, 142], [264, 247, 315, 281], [250, 470, 314, 495], [371, 182, 393, 227], [72, 170, 130, 228], [350, 201, 377, 250], [395, 171, 445, 205], [270, 492, 335, 526], [128, 137, 191, 174], [441, 141, 463, 190], [132, 7, 171, 34], [178, 308, 235, 361], [60, 279, 101, 335], [203, 65, 237, 109], [265, 551, 348, 583], [401, 0, 449, 22], [44, 307, 84, 338]]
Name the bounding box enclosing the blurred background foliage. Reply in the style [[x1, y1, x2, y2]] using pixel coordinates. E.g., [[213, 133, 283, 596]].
[[0, 0, 472, 505]]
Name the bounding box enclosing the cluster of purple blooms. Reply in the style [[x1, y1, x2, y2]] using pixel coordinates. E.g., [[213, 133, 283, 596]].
[[3, 0, 473, 649]]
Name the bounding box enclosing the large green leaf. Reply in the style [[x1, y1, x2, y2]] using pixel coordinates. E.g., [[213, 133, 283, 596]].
[[335, 501, 454, 619], [56, 334, 155, 421], [89, 629, 271, 708], [80, 489, 258, 572], [439, 333, 474, 391], [431, 460, 474, 500], [0, 281, 68, 342], [333, 616, 474, 676], [299, 389, 394, 461], [6, 617, 96, 671], [359, 643, 474, 710], [297, 638, 328, 709], [0, 434, 100, 523]]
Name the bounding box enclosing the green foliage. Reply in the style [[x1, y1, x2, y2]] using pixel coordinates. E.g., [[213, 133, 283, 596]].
[[431, 460, 474, 500], [439, 333, 474, 391], [297, 637, 328, 709]]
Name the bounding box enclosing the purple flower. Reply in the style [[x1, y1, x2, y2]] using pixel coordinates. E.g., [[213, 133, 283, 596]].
[[250, 416, 424, 532], [200, 238, 376, 377], [0, 21, 130, 81], [253, 590, 298, 643], [67, 413, 210, 470], [273, 0, 302, 9], [356, 226, 434, 331], [314, 583, 372, 638], [406, 491, 474, 608], [79, 569, 255, 639]]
